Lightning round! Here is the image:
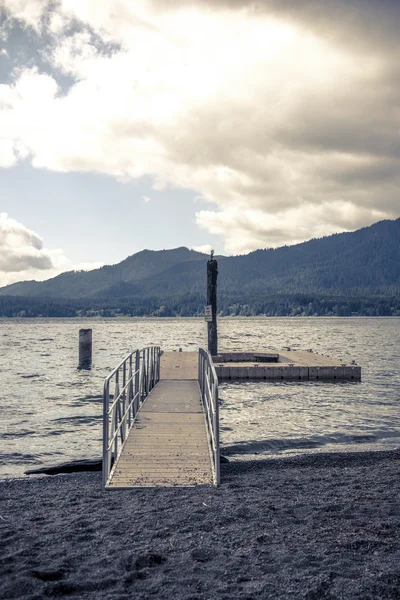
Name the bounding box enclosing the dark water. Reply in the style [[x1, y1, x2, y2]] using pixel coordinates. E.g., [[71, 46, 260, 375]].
[[0, 317, 399, 478]]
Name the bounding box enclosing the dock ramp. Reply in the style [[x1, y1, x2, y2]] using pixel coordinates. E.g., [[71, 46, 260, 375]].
[[103, 348, 219, 489]]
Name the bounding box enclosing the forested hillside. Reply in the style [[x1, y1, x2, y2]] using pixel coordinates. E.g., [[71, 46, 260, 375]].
[[0, 219, 399, 317]]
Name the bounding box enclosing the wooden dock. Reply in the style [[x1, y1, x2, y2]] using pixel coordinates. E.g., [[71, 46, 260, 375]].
[[213, 349, 361, 381], [103, 344, 360, 490], [106, 352, 215, 489]]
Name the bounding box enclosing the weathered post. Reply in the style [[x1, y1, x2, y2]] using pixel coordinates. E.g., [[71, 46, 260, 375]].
[[207, 250, 218, 356], [78, 328, 92, 369]]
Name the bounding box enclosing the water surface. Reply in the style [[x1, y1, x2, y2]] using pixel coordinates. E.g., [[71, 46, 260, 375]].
[[0, 317, 398, 478]]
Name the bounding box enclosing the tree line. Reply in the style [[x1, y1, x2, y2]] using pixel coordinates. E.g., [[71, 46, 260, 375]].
[[0, 292, 399, 318]]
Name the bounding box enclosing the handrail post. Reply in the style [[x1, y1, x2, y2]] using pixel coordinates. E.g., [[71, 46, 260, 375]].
[[139, 350, 142, 404], [147, 348, 150, 396], [214, 378, 220, 485], [198, 351, 201, 394], [156, 346, 159, 383], [200, 352, 204, 398], [144, 348, 147, 397], [154, 346, 156, 386], [148, 347, 152, 391], [144, 348, 147, 398], [114, 371, 119, 459], [127, 357, 133, 427], [122, 361, 127, 441], [199, 351, 201, 391], [149, 347, 152, 391], [203, 354, 206, 398], [102, 380, 110, 487], [135, 350, 140, 413], [151, 347, 155, 389], [142, 348, 146, 401], [149, 347, 152, 390]]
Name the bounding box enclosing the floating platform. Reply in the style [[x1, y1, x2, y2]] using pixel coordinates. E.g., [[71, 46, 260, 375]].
[[212, 349, 361, 381]]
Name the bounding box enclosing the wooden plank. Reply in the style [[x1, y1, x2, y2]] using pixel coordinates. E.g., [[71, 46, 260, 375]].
[[160, 351, 198, 379], [141, 380, 202, 413], [113, 473, 211, 478], [110, 474, 209, 479], [112, 471, 211, 477], [108, 482, 210, 489]]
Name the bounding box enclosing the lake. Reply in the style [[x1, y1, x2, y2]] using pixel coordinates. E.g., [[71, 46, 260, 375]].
[[0, 317, 399, 478]]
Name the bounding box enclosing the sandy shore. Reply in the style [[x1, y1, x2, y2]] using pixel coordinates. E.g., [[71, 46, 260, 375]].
[[1, 449, 399, 600]]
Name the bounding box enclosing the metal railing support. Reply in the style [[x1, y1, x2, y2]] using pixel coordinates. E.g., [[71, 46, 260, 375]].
[[135, 351, 140, 414], [198, 348, 220, 486], [102, 346, 161, 488]]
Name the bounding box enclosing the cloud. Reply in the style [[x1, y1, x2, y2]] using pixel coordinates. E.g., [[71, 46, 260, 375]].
[[196, 203, 390, 255], [191, 244, 213, 255], [0, 0, 49, 31], [0, 213, 103, 287], [1, 0, 400, 252], [72, 261, 104, 272], [143, 196, 151, 203], [0, 211, 55, 270]]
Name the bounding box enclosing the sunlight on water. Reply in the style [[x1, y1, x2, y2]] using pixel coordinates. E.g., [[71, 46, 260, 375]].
[[0, 317, 399, 477]]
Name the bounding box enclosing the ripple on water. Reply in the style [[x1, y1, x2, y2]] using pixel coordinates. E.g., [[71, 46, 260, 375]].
[[1, 430, 36, 439], [0, 317, 399, 477], [52, 416, 100, 425]]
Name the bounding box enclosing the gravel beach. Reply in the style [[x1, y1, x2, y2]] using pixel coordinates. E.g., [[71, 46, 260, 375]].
[[1, 449, 399, 600]]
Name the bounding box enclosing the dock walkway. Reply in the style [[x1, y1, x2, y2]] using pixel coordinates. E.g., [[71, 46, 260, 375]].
[[106, 352, 215, 489]]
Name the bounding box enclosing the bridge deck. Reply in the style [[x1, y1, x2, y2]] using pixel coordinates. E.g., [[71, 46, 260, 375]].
[[106, 352, 214, 488]]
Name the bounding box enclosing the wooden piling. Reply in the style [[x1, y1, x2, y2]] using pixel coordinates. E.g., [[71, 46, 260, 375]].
[[207, 252, 218, 355], [78, 328, 92, 369]]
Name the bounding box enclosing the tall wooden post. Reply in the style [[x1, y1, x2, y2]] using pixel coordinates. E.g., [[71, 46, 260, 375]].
[[78, 328, 92, 369], [207, 251, 218, 356]]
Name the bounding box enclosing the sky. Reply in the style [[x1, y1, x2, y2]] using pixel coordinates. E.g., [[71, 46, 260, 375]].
[[0, 0, 399, 287]]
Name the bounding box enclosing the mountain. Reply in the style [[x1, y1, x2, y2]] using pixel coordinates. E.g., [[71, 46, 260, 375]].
[[0, 247, 207, 298], [0, 220, 399, 315]]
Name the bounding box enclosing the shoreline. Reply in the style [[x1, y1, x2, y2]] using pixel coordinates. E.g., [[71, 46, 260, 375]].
[[1, 315, 399, 320], [1, 449, 399, 599]]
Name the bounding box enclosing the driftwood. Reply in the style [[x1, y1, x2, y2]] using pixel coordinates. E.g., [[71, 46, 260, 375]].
[[25, 459, 103, 475], [25, 455, 229, 476]]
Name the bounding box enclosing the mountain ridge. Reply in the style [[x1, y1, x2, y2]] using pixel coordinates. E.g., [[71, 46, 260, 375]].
[[1, 218, 399, 300]]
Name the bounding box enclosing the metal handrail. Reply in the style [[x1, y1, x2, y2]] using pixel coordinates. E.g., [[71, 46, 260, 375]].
[[102, 346, 161, 487], [198, 348, 220, 486]]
